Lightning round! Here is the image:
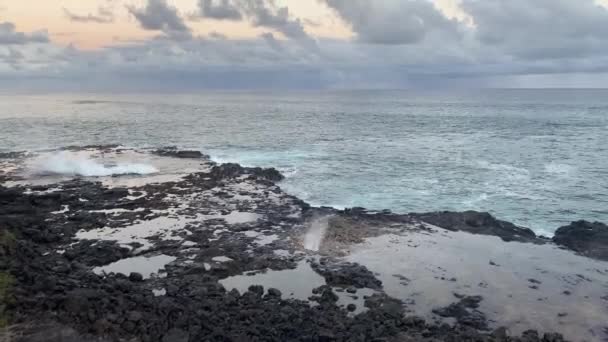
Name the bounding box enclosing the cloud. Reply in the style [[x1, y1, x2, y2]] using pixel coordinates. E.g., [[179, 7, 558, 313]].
[[260, 32, 282, 51], [3, 33, 608, 91], [0, 48, 24, 67], [208, 31, 228, 40], [194, 0, 315, 44], [322, 0, 463, 44], [5, 0, 608, 89], [127, 0, 192, 39], [461, 0, 608, 60], [63, 6, 115, 24], [239, 0, 310, 41], [0, 22, 49, 45], [199, 0, 242, 20]]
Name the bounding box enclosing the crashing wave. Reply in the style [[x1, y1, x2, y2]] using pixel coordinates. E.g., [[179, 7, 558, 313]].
[[33, 152, 159, 177]]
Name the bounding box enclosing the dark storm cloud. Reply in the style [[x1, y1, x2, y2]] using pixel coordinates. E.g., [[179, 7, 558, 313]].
[[199, 0, 243, 20], [63, 6, 115, 24], [322, 0, 462, 44], [0, 22, 49, 45], [127, 0, 192, 39]]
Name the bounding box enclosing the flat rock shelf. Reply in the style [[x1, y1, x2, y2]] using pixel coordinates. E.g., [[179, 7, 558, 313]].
[[1, 146, 607, 342]]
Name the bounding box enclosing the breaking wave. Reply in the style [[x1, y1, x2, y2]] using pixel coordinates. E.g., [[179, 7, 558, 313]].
[[544, 162, 576, 176], [33, 153, 159, 177]]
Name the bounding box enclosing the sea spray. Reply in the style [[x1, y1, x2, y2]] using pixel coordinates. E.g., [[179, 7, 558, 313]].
[[32, 152, 159, 177], [304, 215, 331, 252]]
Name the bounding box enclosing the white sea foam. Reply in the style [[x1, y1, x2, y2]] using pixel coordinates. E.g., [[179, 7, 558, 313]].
[[476, 160, 530, 180], [278, 167, 298, 178], [462, 193, 490, 207], [33, 152, 158, 177], [544, 162, 576, 176]]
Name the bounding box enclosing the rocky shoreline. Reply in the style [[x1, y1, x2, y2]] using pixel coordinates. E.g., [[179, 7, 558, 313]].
[[1, 146, 607, 342]]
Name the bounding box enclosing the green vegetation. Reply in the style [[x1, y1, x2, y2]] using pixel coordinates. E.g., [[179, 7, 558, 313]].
[[0, 230, 16, 254], [0, 229, 16, 328], [0, 271, 14, 328]]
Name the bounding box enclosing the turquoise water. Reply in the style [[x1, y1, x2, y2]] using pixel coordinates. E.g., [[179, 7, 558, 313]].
[[1, 89, 607, 235]]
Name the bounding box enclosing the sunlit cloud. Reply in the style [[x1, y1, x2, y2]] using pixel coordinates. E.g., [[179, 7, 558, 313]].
[[2, 0, 608, 89]]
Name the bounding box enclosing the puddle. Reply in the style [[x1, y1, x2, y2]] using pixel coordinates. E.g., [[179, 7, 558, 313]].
[[346, 227, 608, 341], [242, 231, 279, 246], [273, 249, 292, 257], [221, 261, 325, 300], [152, 288, 167, 296], [220, 260, 376, 313], [51, 205, 70, 214], [204, 212, 262, 225], [89, 208, 146, 214], [334, 288, 378, 315], [93, 254, 176, 279], [212, 256, 234, 263], [75, 216, 194, 251]]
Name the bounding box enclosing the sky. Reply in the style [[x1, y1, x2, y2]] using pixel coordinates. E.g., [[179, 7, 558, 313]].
[[2, 0, 608, 90]]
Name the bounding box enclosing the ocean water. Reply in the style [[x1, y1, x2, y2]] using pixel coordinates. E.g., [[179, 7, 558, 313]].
[[1, 89, 607, 236]]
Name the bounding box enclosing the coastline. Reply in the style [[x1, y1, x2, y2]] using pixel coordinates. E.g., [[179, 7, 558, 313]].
[[1, 146, 607, 341]]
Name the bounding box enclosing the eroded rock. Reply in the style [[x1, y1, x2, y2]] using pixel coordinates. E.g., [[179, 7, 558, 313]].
[[413, 211, 539, 243], [553, 221, 608, 261]]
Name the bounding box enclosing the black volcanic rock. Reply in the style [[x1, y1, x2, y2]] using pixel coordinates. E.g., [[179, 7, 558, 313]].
[[413, 211, 539, 242], [0, 148, 581, 342], [153, 146, 209, 159], [433, 295, 488, 330], [128, 272, 144, 282], [0, 151, 26, 159], [210, 163, 285, 182], [553, 221, 608, 261], [312, 260, 383, 290]]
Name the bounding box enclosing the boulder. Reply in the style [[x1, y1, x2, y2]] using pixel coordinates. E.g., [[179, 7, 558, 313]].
[[128, 272, 144, 282], [153, 147, 209, 159], [553, 220, 608, 261], [162, 329, 189, 342]]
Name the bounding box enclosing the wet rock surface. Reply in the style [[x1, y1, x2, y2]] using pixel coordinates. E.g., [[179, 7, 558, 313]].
[[311, 259, 383, 290], [432, 294, 488, 330], [0, 147, 605, 341], [153, 147, 209, 159], [412, 211, 540, 243], [553, 221, 608, 261]]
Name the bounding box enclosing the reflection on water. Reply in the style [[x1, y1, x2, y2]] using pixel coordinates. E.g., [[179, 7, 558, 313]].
[[220, 260, 378, 314], [346, 226, 608, 341], [94, 254, 176, 279]]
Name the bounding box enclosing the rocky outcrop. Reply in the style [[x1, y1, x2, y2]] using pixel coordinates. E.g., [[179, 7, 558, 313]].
[[553, 221, 608, 261], [0, 147, 592, 342], [413, 211, 539, 243], [311, 259, 383, 290], [432, 295, 487, 330], [210, 163, 285, 182], [153, 147, 209, 159]]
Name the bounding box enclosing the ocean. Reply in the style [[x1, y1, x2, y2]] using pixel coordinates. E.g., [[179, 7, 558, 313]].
[[1, 89, 607, 236]]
